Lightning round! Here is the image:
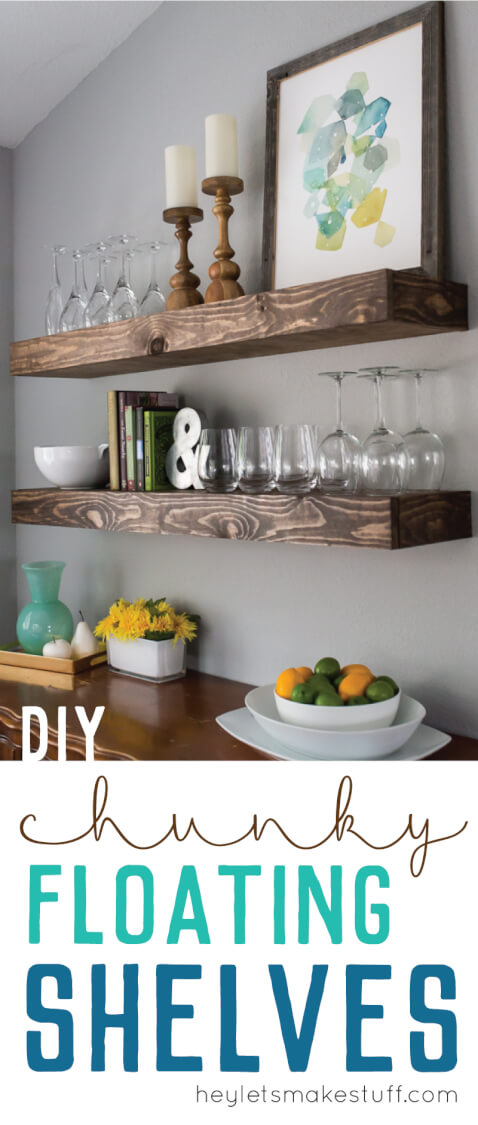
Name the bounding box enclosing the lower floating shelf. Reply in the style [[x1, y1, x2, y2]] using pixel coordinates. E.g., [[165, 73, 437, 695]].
[[11, 488, 472, 549]]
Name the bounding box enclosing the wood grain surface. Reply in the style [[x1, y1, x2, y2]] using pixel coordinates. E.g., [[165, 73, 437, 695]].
[[10, 270, 467, 379], [11, 488, 472, 550], [0, 667, 475, 762]]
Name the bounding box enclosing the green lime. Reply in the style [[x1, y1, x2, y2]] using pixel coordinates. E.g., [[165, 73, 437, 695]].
[[314, 657, 341, 680], [315, 692, 344, 707], [308, 673, 335, 694], [334, 672, 346, 688], [291, 682, 313, 704], [366, 680, 396, 703], [347, 695, 369, 706], [375, 675, 399, 696]]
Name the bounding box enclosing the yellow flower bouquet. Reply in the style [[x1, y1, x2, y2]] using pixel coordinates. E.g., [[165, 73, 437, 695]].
[[95, 598, 198, 682]]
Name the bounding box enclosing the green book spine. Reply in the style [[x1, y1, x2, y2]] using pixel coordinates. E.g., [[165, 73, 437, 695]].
[[125, 405, 136, 491], [144, 411, 152, 492], [151, 411, 176, 491]]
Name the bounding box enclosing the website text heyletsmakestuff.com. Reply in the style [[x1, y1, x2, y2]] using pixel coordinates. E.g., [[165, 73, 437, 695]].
[[195, 1084, 458, 1107]]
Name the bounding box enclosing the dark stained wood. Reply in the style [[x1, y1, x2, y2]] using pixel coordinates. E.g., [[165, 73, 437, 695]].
[[11, 488, 472, 550], [0, 667, 475, 762], [393, 491, 472, 549], [262, 2, 445, 288], [10, 270, 467, 379]]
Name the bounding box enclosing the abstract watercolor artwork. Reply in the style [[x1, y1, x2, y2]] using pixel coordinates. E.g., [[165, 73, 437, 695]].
[[300, 72, 398, 254], [262, 3, 445, 290]]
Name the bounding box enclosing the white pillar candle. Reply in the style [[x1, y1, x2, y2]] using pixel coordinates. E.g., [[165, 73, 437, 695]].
[[164, 145, 198, 208], [205, 114, 238, 178]]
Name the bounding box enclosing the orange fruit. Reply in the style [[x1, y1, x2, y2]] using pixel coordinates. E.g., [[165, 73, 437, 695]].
[[296, 666, 313, 681], [341, 663, 373, 677], [339, 671, 375, 701], [276, 668, 302, 699]]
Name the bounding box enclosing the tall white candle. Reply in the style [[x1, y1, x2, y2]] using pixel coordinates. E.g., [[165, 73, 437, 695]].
[[205, 114, 238, 178], [164, 145, 198, 208]]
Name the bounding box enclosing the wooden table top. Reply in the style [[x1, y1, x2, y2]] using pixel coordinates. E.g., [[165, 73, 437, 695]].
[[0, 666, 476, 762]]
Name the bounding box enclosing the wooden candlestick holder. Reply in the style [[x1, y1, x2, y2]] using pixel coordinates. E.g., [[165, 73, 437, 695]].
[[201, 175, 244, 303], [163, 206, 204, 310]]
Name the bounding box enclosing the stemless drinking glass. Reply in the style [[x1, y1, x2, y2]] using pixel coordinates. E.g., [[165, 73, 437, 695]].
[[401, 369, 445, 490], [138, 240, 167, 315], [236, 426, 275, 493], [83, 241, 114, 326], [107, 234, 138, 320], [197, 428, 238, 492], [316, 371, 361, 491], [59, 249, 87, 331], [45, 245, 66, 334], [359, 366, 407, 493], [274, 424, 316, 493]]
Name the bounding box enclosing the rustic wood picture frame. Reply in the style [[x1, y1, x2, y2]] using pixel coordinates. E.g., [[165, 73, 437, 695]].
[[262, 1, 445, 290]]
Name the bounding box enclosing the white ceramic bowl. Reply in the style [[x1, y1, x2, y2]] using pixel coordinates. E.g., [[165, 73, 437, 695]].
[[34, 444, 109, 489], [245, 685, 425, 760], [275, 687, 401, 731]]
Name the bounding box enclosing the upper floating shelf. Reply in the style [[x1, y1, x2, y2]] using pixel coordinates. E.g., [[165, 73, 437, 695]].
[[11, 270, 468, 379]]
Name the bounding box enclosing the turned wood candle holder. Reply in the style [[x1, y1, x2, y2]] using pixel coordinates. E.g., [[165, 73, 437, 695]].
[[201, 175, 244, 303], [163, 206, 204, 310]]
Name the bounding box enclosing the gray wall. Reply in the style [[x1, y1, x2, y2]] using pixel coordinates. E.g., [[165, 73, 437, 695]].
[[12, 2, 478, 735], [0, 146, 15, 640]]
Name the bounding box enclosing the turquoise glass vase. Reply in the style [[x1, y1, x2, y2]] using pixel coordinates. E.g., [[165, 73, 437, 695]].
[[16, 561, 74, 655]]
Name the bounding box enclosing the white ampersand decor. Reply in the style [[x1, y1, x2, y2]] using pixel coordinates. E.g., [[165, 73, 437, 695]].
[[165, 407, 205, 490]]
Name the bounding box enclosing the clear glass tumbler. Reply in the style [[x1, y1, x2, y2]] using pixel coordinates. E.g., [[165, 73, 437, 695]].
[[274, 424, 316, 493], [236, 426, 275, 493], [197, 428, 238, 492]]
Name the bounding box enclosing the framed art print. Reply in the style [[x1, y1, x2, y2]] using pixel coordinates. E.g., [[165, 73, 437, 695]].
[[262, 2, 445, 290]]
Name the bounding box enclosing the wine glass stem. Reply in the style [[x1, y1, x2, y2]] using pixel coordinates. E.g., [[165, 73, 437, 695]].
[[374, 376, 386, 431], [52, 251, 61, 288], [98, 256, 108, 289], [72, 258, 82, 298], [118, 250, 127, 287], [415, 374, 424, 431], [335, 375, 344, 431], [150, 252, 160, 289]]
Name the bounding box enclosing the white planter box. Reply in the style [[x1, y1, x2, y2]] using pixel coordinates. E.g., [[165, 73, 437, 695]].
[[107, 636, 186, 682]]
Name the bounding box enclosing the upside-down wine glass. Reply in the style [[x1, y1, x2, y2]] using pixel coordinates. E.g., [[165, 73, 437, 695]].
[[317, 371, 361, 491], [138, 240, 166, 315], [45, 245, 66, 334], [83, 241, 114, 326], [59, 249, 87, 331], [401, 369, 445, 489], [359, 366, 407, 493], [107, 234, 138, 320]]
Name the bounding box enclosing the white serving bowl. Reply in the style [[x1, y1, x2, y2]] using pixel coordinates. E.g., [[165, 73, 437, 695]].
[[34, 444, 109, 489], [245, 685, 425, 760], [275, 687, 401, 731]]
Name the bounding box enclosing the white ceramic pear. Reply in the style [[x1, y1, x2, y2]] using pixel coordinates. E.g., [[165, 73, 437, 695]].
[[71, 615, 99, 659], [43, 638, 72, 659]]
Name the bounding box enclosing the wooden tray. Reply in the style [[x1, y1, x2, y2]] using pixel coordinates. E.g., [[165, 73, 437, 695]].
[[0, 645, 107, 690]]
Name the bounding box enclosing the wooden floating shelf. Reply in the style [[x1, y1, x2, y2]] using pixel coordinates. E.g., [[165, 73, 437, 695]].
[[11, 270, 467, 379], [11, 489, 472, 550]]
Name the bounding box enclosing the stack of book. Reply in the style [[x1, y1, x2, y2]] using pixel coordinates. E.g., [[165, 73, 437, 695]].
[[107, 390, 180, 492]]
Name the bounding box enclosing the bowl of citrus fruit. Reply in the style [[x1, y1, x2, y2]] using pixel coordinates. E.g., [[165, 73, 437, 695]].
[[274, 658, 401, 731]]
